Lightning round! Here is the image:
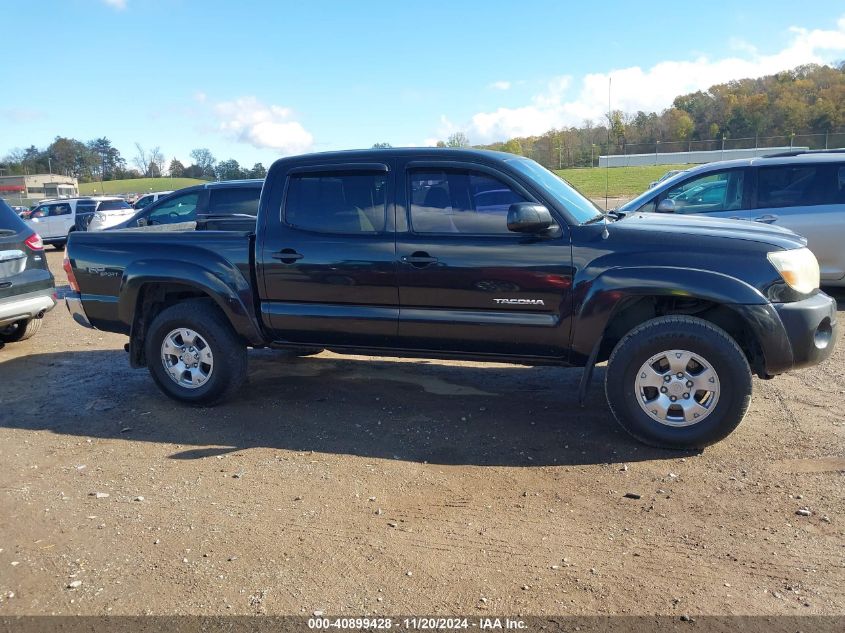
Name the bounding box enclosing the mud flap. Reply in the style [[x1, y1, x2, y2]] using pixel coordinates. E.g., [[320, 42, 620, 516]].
[[577, 336, 603, 407]]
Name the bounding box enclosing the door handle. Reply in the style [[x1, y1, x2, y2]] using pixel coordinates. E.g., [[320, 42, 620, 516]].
[[402, 251, 438, 267], [272, 248, 304, 263], [754, 214, 778, 224]]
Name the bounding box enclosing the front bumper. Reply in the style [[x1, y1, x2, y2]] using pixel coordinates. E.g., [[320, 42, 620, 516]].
[[65, 293, 95, 329], [737, 291, 837, 376], [0, 289, 57, 326], [773, 291, 837, 371]]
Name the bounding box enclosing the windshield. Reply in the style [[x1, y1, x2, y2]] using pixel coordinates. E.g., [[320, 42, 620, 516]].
[[507, 158, 602, 224]]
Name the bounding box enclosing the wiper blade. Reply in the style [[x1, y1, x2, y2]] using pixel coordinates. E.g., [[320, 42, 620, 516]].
[[583, 214, 608, 225]]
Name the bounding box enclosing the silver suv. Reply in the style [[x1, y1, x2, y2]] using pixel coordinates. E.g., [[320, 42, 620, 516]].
[[619, 150, 845, 286]]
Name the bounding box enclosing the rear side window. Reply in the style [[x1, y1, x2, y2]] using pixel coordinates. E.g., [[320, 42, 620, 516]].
[[409, 168, 528, 234], [285, 171, 387, 234], [97, 200, 131, 211], [48, 203, 72, 216], [757, 165, 827, 208], [0, 199, 28, 233], [208, 187, 260, 215], [76, 202, 96, 214]]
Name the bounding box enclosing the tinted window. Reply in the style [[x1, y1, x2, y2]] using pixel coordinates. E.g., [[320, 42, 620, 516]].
[[285, 172, 386, 233], [0, 199, 28, 233], [76, 202, 97, 214], [837, 166, 845, 203], [663, 170, 745, 214], [757, 165, 827, 208], [97, 200, 131, 211], [207, 187, 260, 215], [134, 194, 154, 210], [409, 169, 528, 234], [146, 192, 200, 225], [30, 205, 49, 218]]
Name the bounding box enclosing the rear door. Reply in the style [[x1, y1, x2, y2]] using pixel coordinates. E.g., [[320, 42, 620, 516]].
[[753, 162, 845, 282], [48, 201, 74, 239], [258, 161, 398, 347], [395, 159, 573, 357]]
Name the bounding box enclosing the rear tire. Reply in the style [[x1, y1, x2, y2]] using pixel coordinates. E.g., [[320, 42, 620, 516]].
[[0, 318, 42, 343], [605, 315, 752, 449], [144, 300, 247, 405]]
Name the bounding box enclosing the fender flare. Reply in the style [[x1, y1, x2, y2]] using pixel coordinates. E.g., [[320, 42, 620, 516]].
[[570, 266, 768, 357], [118, 259, 265, 346]]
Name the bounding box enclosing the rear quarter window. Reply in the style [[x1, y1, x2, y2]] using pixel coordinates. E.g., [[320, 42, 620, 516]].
[[207, 187, 261, 215]]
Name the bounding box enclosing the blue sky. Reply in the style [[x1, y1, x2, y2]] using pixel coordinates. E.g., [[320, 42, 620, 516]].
[[2, 0, 845, 169]]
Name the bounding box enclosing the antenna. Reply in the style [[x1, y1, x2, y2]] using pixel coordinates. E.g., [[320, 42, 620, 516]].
[[605, 75, 611, 211]]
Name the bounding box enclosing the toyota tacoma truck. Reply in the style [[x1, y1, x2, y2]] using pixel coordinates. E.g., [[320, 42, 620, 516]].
[[63, 149, 837, 448]]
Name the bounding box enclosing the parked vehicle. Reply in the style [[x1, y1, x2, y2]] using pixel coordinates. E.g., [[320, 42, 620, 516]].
[[618, 150, 845, 286], [23, 196, 128, 248], [86, 198, 137, 231], [647, 169, 685, 189], [107, 180, 262, 232], [0, 199, 56, 345], [65, 149, 837, 449], [133, 191, 173, 211]]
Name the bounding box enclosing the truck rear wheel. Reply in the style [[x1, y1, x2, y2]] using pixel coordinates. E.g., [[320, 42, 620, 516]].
[[145, 300, 247, 405], [605, 315, 752, 449]]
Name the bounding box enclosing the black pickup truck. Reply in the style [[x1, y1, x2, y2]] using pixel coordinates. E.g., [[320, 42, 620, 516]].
[[64, 148, 837, 448]]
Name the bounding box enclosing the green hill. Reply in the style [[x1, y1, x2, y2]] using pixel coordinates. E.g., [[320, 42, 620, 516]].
[[556, 164, 696, 198], [78, 177, 206, 196]]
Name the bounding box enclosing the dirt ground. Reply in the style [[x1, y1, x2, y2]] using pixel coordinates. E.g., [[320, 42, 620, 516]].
[[0, 249, 842, 617]]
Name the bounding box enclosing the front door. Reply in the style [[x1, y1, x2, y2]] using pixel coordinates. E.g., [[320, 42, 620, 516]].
[[258, 163, 399, 347], [395, 161, 573, 358]]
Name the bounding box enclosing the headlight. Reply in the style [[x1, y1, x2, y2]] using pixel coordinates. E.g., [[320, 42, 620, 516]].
[[767, 247, 820, 294]]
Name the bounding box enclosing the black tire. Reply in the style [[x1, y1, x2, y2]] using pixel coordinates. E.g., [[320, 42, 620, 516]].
[[144, 299, 247, 405], [0, 318, 42, 343], [605, 315, 752, 449]]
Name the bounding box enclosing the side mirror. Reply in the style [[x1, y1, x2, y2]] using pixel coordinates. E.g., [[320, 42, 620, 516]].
[[507, 203, 553, 233], [137, 217, 147, 227], [656, 198, 676, 213]]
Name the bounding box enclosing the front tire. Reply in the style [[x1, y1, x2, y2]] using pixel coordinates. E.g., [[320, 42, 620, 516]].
[[144, 300, 247, 405], [605, 315, 752, 449], [0, 318, 42, 343]]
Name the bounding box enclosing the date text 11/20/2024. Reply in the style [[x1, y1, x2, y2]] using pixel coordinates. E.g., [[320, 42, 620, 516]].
[[307, 617, 527, 629]]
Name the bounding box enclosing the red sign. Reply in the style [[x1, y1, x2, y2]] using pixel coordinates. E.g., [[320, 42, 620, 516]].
[[0, 185, 25, 192]]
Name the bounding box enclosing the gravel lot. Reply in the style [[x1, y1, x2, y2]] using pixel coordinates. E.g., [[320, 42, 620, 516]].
[[0, 249, 842, 616]]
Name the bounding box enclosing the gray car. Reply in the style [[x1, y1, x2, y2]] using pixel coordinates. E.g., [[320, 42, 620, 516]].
[[619, 150, 845, 286]]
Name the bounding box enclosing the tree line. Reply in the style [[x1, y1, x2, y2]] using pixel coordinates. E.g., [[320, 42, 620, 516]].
[[468, 62, 845, 169], [0, 140, 266, 183]]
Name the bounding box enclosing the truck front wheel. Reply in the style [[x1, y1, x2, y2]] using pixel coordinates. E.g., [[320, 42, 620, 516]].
[[605, 315, 752, 449], [144, 300, 247, 405]]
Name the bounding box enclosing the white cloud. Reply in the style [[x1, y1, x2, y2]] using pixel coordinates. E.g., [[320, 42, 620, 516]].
[[489, 80, 512, 91], [213, 96, 313, 155], [102, 0, 127, 10], [193, 91, 207, 103], [446, 16, 845, 144]]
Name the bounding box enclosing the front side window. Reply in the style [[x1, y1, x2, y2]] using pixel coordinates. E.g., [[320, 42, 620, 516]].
[[208, 187, 260, 215], [30, 205, 49, 218], [757, 165, 825, 208], [134, 195, 153, 210], [146, 192, 200, 225], [285, 171, 386, 234], [409, 169, 528, 234], [663, 170, 745, 214]]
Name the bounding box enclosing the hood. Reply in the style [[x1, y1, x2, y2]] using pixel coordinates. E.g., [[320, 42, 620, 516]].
[[617, 212, 806, 251]]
